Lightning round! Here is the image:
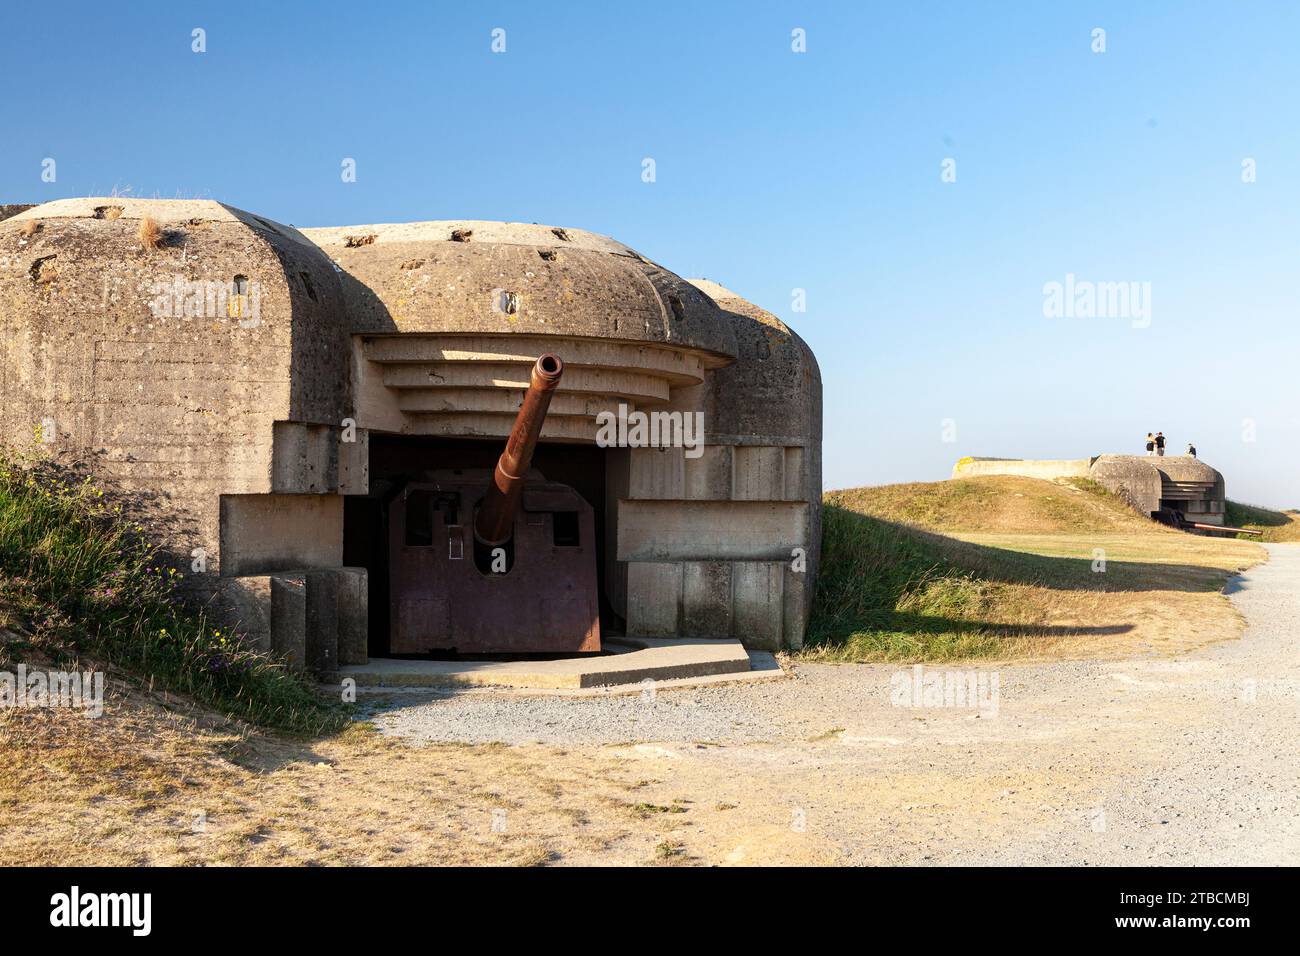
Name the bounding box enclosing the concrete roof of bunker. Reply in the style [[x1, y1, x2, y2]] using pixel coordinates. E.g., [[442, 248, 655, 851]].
[[299, 219, 740, 362], [3, 197, 321, 248], [1092, 454, 1225, 485]]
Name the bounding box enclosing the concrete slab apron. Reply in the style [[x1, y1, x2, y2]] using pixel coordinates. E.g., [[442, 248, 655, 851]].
[[325, 638, 772, 691]]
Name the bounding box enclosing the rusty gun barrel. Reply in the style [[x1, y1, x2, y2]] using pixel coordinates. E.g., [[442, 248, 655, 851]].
[[1190, 522, 1262, 537], [474, 353, 564, 547]]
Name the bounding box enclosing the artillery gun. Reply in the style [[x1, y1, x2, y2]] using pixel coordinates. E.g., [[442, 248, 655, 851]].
[[1154, 506, 1262, 537], [387, 353, 602, 654]]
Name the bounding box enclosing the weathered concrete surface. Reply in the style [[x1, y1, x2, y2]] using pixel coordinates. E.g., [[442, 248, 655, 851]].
[[218, 494, 344, 575], [327, 637, 760, 690], [618, 500, 807, 561], [1090, 454, 1226, 524], [230, 567, 366, 669], [225, 575, 274, 652], [335, 568, 369, 666], [301, 221, 738, 360], [1, 200, 824, 665], [0, 198, 354, 630], [269, 575, 307, 672], [952, 456, 1094, 480]]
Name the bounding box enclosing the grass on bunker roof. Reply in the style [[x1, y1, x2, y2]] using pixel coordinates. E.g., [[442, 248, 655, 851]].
[[803, 476, 1264, 663]]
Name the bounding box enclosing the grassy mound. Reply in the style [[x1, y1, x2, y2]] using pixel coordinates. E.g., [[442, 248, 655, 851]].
[[806, 477, 1259, 662], [0, 454, 346, 734], [1225, 501, 1300, 542], [827, 475, 1145, 535]]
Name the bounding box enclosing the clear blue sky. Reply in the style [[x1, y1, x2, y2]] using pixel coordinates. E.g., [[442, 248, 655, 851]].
[[3, 1, 1297, 508]]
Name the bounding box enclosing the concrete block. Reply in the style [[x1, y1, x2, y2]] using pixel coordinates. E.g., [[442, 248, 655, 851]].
[[272, 422, 335, 493], [629, 445, 684, 499], [682, 561, 732, 637], [223, 576, 273, 653], [683, 445, 731, 500], [305, 570, 340, 674], [337, 567, 369, 665], [618, 500, 807, 561], [338, 429, 369, 495], [626, 562, 681, 637], [604, 448, 631, 618], [272, 422, 369, 495], [329, 638, 758, 690], [732, 445, 785, 500], [303, 567, 370, 671], [732, 561, 783, 650], [270, 575, 307, 671], [783, 446, 805, 500], [782, 564, 809, 650], [219, 494, 344, 575]]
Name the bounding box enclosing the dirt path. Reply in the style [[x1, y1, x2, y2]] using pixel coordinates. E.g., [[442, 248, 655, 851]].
[[373, 543, 1300, 865]]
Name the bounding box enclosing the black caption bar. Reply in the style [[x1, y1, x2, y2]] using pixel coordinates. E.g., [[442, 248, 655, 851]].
[[0, 866, 1280, 943]]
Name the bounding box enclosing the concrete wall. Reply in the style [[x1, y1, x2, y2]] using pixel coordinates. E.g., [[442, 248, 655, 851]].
[[0, 199, 364, 670], [1088, 457, 1165, 515], [2, 202, 824, 665], [1090, 454, 1226, 521], [608, 280, 823, 651], [952, 457, 1095, 480]]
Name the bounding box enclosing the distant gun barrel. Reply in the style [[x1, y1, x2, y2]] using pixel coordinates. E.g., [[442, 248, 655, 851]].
[[1157, 507, 1262, 537], [473, 353, 564, 547], [1190, 522, 1262, 537]]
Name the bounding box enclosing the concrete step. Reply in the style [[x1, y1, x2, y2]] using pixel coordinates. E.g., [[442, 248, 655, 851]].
[[323, 637, 757, 690]]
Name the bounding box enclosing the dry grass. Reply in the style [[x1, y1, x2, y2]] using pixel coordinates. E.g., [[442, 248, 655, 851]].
[[1226, 501, 1300, 542], [0, 668, 682, 866], [3, 473, 1278, 867], [805, 477, 1265, 663], [137, 215, 162, 251], [827, 475, 1148, 535], [946, 531, 1259, 659]]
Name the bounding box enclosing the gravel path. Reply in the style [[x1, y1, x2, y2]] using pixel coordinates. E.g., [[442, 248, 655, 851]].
[[370, 543, 1300, 865]]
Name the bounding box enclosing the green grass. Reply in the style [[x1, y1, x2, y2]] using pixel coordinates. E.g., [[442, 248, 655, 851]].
[[805, 501, 1032, 661], [0, 453, 347, 734], [1225, 500, 1300, 542], [804, 479, 1260, 663]]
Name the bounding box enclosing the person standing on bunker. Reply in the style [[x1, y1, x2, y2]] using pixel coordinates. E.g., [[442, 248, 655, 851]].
[[1155, 431, 1166, 457], [1145, 433, 1156, 456]]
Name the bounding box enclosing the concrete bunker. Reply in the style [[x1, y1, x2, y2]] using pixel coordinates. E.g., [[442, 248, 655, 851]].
[[0, 200, 822, 679], [952, 454, 1238, 533]]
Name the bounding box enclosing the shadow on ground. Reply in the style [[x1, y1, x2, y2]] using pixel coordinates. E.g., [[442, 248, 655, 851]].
[[806, 506, 1237, 655]]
